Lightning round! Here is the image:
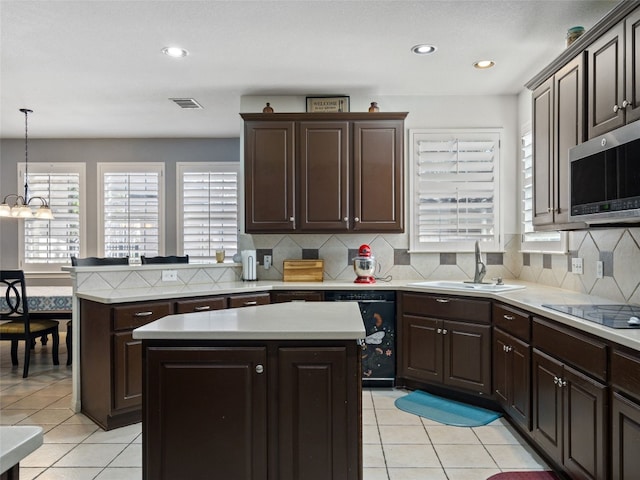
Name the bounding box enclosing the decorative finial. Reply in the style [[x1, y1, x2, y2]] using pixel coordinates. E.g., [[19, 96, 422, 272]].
[[368, 102, 379, 113], [263, 102, 274, 113]]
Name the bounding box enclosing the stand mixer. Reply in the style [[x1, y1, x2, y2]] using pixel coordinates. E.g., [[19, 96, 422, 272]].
[[353, 244, 377, 284]]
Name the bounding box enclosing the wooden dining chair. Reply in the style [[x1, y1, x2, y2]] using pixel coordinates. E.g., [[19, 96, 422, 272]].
[[0, 270, 60, 378], [140, 255, 189, 264]]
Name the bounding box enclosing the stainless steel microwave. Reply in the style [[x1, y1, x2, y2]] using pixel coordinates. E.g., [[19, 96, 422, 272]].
[[569, 121, 640, 224]]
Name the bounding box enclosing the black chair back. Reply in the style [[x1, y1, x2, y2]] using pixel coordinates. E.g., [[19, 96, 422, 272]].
[[0, 270, 30, 323], [71, 256, 129, 266], [141, 255, 189, 265]]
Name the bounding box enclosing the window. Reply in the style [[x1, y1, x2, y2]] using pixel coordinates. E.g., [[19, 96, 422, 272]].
[[177, 163, 239, 262], [98, 163, 164, 259], [410, 129, 502, 252], [18, 163, 85, 270], [520, 128, 566, 252]]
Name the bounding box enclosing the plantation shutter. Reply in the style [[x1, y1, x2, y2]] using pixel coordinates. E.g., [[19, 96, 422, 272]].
[[23, 171, 81, 264], [182, 168, 238, 261], [411, 130, 501, 251], [102, 168, 162, 258]]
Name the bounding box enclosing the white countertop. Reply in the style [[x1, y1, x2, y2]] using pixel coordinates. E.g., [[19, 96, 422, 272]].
[[0, 426, 43, 474], [132, 301, 366, 341]]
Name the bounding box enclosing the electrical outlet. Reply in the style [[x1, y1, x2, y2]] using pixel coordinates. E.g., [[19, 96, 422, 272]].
[[264, 255, 272, 270], [162, 270, 178, 282], [596, 261, 604, 279], [571, 257, 583, 275]]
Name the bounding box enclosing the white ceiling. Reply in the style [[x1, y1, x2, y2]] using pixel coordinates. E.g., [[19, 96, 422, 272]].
[[0, 0, 618, 139]]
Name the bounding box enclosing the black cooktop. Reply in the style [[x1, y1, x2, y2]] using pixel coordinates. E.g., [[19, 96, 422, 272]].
[[543, 304, 640, 329]]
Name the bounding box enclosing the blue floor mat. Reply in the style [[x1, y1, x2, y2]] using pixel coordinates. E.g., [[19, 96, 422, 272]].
[[394, 390, 501, 427]]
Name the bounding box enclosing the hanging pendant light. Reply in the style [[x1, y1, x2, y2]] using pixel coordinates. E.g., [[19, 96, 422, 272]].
[[0, 109, 54, 220]]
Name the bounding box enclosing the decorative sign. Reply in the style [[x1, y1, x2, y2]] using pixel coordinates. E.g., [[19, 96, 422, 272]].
[[306, 96, 350, 113]]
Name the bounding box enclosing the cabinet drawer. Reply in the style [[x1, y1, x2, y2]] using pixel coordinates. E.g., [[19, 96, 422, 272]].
[[271, 291, 324, 303], [228, 292, 271, 309], [532, 317, 607, 381], [402, 293, 490, 324], [493, 304, 531, 341], [612, 349, 640, 398], [175, 296, 227, 313], [112, 301, 173, 331]]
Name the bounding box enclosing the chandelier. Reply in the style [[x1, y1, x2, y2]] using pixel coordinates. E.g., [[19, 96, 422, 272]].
[[0, 109, 54, 219]]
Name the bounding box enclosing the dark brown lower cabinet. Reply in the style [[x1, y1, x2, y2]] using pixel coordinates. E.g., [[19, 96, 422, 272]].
[[400, 314, 491, 395], [143, 341, 361, 480], [611, 391, 640, 479], [493, 328, 531, 431], [532, 349, 607, 480]]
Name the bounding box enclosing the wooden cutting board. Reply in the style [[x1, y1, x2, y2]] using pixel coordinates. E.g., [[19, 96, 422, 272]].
[[283, 259, 324, 282]]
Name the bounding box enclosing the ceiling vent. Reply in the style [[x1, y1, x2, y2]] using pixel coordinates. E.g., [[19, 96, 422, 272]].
[[170, 98, 203, 109]]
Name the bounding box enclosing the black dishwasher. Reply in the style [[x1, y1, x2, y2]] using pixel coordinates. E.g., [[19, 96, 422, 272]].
[[324, 291, 396, 387]]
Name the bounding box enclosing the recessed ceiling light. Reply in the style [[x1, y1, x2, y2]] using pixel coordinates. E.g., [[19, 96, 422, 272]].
[[411, 44, 437, 55], [473, 60, 495, 69], [162, 46, 189, 58]]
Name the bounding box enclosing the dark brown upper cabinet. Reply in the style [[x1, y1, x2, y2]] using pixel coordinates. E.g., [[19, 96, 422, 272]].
[[241, 112, 407, 234], [587, 8, 640, 138]]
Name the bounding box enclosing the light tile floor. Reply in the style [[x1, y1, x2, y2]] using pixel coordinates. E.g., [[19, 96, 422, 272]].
[[1, 332, 551, 479]]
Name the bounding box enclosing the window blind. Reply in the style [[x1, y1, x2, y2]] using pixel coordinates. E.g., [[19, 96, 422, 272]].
[[23, 172, 81, 264], [103, 171, 160, 258], [182, 170, 238, 261], [521, 130, 562, 245], [411, 130, 501, 251]]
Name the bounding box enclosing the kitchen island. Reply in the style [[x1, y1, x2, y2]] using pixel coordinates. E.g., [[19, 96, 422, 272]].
[[133, 301, 365, 480]]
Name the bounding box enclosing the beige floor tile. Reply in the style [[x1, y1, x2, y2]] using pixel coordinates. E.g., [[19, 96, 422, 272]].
[[15, 467, 45, 480], [388, 468, 447, 479], [376, 409, 423, 426], [363, 409, 378, 425], [83, 423, 141, 444], [426, 425, 481, 445], [379, 425, 429, 444], [434, 444, 497, 468], [383, 444, 440, 468], [363, 467, 389, 480], [94, 468, 142, 480], [62, 413, 98, 425], [35, 467, 103, 479], [18, 408, 74, 425], [20, 443, 76, 467], [364, 442, 387, 468], [45, 424, 99, 444], [444, 467, 502, 480], [363, 424, 381, 444], [420, 416, 446, 426], [5, 395, 62, 410], [54, 443, 127, 468], [372, 390, 406, 410], [363, 391, 375, 410], [0, 395, 23, 407], [46, 395, 73, 409], [485, 444, 548, 470], [473, 425, 522, 445], [0, 409, 38, 425], [109, 444, 142, 467]]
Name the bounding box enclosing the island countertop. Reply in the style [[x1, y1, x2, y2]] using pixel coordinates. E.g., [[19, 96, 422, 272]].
[[132, 301, 366, 341]]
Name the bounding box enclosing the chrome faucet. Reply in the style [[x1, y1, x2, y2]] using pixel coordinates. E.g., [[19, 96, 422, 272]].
[[473, 240, 487, 284]]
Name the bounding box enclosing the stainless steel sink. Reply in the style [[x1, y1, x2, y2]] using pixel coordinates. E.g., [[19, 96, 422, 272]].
[[407, 280, 526, 292]]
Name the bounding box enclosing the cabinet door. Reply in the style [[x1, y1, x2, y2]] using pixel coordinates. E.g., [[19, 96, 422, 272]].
[[554, 55, 584, 224], [532, 349, 563, 464], [612, 391, 640, 480], [587, 22, 625, 138], [532, 77, 554, 227], [562, 365, 607, 480], [271, 291, 324, 303], [625, 8, 640, 123], [298, 121, 350, 231], [493, 329, 511, 406], [510, 336, 531, 432], [244, 121, 296, 232], [144, 347, 268, 480], [174, 296, 227, 313], [278, 346, 360, 480], [113, 332, 142, 411], [400, 314, 442, 383], [443, 320, 491, 395], [352, 120, 404, 232], [228, 292, 271, 309]]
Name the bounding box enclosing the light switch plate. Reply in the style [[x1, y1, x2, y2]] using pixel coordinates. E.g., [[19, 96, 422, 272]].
[[571, 257, 583, 275], [596, 261, 604, 279], [162, 270, 178, 282], [264, 255, 272, 270]]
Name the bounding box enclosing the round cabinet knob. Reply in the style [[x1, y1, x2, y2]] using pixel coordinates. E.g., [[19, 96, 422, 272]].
[[613, 104, 620, 113], [255, 364, 264, 374], [437, 328, 442, 334], [442, 329, 448, 335], [289, 217, 295, 222], [623, 99, 632, 108], [343, 217, 349, 222], [354, 217, 360, 223]]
